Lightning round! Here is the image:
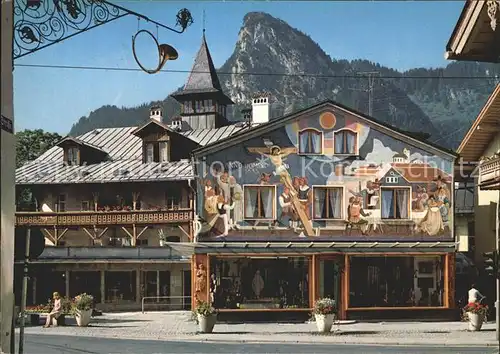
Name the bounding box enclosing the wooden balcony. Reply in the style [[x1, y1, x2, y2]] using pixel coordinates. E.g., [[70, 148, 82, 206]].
[[479, 156, 500, 190], [15, 209, 193, 227]]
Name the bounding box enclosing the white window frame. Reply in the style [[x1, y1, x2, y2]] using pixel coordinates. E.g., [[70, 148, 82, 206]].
[[380, 186, 412, 220], [385, 176, 399, 184], [243, 184, 277, 221], [311, 185, 345, 220]]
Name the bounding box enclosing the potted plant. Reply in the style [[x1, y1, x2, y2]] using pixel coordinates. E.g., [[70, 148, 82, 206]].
[[72, 293, 94, 327], [312, 298, 336, 333], [193, 300, 217, 333], [463, 302, 489, 331]]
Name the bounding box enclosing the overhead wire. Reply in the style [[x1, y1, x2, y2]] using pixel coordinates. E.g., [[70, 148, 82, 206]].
[[13, 63, 500, 80]]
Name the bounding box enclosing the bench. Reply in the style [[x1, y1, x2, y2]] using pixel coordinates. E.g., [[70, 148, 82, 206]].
[[51, 314, 66, 326]]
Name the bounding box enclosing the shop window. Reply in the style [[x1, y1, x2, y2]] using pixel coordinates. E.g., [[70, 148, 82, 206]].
[[334, 130, 357, 155], [104, 271, 136, 302], [210, 257, 309, 309], [243, 185, 276, 220], [348, 256, 445, 308], [380, 187, 410, 219], [298, 129, 323, 154], [69, 271, 101, 303], [313, 187, 342, 219]]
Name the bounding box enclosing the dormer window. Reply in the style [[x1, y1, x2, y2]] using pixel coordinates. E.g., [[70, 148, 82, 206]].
[[144, 141, 169, 163], [66, 147, 79, 165]]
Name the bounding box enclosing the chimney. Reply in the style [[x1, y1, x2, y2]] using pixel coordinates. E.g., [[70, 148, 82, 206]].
[[170, 116, 182, 131], [241, 108, 252, 126], [150, 106, 163, 123], [251, 93, 270, 125]]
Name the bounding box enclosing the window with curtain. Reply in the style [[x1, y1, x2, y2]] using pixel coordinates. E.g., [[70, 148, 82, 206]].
[[298, 129, 323, 154], [313, 187, 342, 219], [381, 188, 410, 219], [244, 185, 275, 220], [334, 130, 357, 154]]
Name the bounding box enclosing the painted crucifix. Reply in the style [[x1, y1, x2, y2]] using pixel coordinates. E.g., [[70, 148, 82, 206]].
[[247, 145, 297, 194], [247, 144, 315, 237]]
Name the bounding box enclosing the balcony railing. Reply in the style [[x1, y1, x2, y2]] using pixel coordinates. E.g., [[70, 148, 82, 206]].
[[15, 209, 193, 227], [479, 156, 500, 190]]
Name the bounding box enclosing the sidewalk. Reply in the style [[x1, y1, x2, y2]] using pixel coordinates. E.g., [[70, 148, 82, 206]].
[[16, 311, 498, 347]]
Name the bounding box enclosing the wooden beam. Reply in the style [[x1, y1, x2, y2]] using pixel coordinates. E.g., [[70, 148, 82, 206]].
[[132, 224, 137, 247], [97, 227, 108, 238], [136, 226, 148, 239], [82, 228, 96, 240], [121, 227, 133, 239], [177, 225, 192, 241], [42, 228, 56, 244], [57, 228, 68, 241]]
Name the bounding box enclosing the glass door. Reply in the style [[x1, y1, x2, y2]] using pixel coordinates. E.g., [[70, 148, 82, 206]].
[[319, 259, 341, 308]]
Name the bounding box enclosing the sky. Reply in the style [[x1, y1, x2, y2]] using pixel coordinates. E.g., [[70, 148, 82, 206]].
[[13, 0, 465, 134]]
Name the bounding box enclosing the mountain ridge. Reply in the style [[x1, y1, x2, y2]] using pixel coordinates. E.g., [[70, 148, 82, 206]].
[[69, 11, 500, 149]]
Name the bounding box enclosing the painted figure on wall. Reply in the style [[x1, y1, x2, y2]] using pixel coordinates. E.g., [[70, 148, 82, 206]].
[[253, 146, 297, 193], [278, 187, 297, 227], [216, 195, 235, 237], [297, 177, 311, 220], [347, 196, 371, 235], [228, 176, 244, 225]]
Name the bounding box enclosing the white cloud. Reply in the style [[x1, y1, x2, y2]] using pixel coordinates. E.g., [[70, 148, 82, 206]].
[[347, 139, 397, 173]]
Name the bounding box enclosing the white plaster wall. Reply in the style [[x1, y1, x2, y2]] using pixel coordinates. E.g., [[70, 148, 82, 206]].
[[475, 132, 500, 264]]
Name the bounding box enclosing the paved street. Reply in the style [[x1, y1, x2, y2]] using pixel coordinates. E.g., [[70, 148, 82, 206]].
[[19, 334, 498, 354], [16, 311, 500, 348]]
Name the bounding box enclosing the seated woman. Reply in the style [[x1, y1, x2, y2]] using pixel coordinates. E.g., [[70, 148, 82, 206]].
[[44, 292, 62, 328]]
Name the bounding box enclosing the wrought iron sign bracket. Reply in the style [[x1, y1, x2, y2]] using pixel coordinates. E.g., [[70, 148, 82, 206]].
[[13, 0, 193, 60]]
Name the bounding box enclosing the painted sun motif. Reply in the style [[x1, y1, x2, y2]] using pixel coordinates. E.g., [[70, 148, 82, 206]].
[[319, 112, 336, 130]]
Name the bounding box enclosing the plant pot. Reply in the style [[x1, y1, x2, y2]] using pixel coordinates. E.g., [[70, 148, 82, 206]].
[[75, 309, 92, 327], [197, 313, 216, 333], [468, 312, 485, 331], [314, 313, 335, 333]]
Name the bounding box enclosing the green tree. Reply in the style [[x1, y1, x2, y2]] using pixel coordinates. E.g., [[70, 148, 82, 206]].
[[16, 129, 62, 210], [16, 129, 62, 168]]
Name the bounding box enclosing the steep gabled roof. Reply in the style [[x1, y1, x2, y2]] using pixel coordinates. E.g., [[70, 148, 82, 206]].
[[192, 99, 458, 159], [171, 34, 233, 104]]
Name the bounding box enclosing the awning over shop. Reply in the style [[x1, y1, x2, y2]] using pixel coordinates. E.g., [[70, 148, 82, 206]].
[[194, 241, 458, 254]]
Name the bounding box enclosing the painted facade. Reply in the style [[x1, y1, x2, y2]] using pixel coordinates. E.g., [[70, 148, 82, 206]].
[[195, 105, 455, 242]]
